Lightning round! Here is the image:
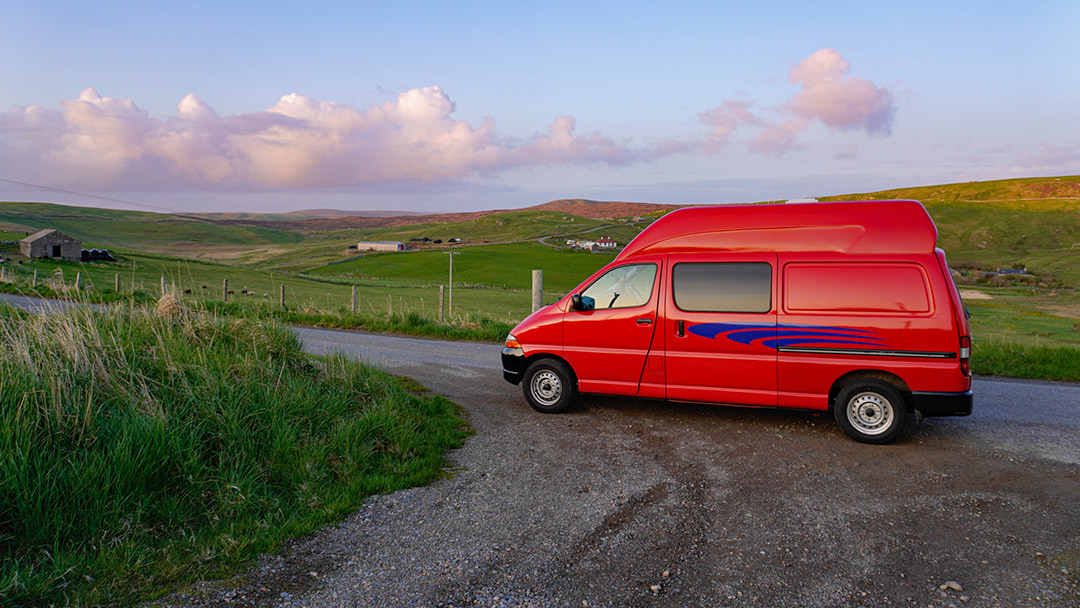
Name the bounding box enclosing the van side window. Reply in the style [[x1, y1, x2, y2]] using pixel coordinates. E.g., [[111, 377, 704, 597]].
[[581, 263, 658, 309], [673, 262, 772, 313], [785, 264, 931, 313]]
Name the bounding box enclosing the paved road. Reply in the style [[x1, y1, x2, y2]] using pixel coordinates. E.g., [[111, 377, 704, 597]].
[[0, 291, 91, 313]]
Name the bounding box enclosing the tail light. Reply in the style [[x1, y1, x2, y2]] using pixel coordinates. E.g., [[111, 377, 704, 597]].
[[959, 336, 972, 377]]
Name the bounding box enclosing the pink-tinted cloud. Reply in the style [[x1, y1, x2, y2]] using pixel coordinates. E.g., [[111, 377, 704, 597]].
[[512, 116, 645, 165], [747, 117, 810, 157], [700, 48, 895, 156], [1, 50, 899, 193], [1008, 143, 1080, 175], [699, 100, 760, 152], [788, 48, 895, 136], [0, 87, 656, 191]]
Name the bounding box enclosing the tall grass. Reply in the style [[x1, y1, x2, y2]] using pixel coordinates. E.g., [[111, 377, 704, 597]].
[[195, 298, 514, 343], [0, 299, 469, 606], [972, 340, 1080, 382]]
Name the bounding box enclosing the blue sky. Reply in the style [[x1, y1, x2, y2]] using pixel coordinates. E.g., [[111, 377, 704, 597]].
[[1, 0, 1077, 213]]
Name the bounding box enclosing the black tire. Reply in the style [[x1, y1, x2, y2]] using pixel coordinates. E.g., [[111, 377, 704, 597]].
[[833, 379, 908, 444], [522, 359, 576, 413]]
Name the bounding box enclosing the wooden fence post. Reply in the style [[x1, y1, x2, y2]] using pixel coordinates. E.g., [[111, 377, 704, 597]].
[[352, 285, 358, 314], [280, 284, 286, 310], [160, 275, 167, 296], [75, 272, 82, 291], [532, 269, 543, 312], [32, 269, 38, 286], [223, 279, 228, 302], [115, 273, 120, 292], [438, 285, 445, 322]]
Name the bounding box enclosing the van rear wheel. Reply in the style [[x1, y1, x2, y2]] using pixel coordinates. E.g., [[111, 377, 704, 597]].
[[523, 359, 576, 413], [834, 379, 907, 444]]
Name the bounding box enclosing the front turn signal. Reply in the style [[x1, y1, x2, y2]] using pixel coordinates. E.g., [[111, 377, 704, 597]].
[[505, 334, 521, 349]]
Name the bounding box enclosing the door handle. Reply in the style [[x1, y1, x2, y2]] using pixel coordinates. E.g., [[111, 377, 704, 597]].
[[636, 318, 653, 325], [677, 320, 685, 337]]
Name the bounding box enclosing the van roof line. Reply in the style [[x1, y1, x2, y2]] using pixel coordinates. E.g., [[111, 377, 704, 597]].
[[615, 200, 938, 259]]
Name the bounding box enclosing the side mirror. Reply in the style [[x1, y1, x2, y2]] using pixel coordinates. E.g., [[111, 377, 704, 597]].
[[571, 294, 594, 311]]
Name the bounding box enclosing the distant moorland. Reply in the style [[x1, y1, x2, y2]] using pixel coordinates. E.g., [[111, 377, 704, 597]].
[[2, 175, 1079, 354]]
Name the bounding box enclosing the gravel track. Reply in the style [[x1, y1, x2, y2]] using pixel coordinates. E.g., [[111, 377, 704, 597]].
[[148, 327, 1080, 607]]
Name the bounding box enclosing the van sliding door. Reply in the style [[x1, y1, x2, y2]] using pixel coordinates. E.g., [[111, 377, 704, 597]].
[[664, 255, 778, 406]]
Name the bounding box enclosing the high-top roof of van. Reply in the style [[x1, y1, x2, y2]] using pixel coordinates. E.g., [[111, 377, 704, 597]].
[[616, 200, 938, 259]]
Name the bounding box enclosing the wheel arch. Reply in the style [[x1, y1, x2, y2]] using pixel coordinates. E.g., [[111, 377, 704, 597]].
[[524, 352, 578, 387], [828, 370, 911, 411]]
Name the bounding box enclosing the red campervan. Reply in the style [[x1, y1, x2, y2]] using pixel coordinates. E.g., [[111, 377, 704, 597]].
[[501, 201, 973, 443]]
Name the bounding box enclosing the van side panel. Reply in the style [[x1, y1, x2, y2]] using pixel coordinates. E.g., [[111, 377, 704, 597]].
[[663, 253, 778, 407], [777, 254, 968, 409]]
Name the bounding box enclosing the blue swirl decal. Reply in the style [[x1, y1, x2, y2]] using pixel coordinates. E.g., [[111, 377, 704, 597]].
[[688, 322, 889, 350]]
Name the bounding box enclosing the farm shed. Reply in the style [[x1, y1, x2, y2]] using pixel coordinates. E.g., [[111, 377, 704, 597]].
[[357, 241, 406, 252], [19, 229, 82, 261]]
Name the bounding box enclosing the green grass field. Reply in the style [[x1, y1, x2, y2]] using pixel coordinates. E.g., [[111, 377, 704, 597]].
[[0, 201, 302, 254], [306, 242, 614, 292], [0, 254, 543, 327], [0, 303, 468, 606], [238, 210, 648, 272], [964, 289, 1080, 347]]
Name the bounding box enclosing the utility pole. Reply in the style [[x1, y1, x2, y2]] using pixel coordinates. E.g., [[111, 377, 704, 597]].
[[443, 251, 461, 318]]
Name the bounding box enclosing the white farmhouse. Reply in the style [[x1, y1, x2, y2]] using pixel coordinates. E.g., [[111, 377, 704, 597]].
[[357, 241, 405, 252]]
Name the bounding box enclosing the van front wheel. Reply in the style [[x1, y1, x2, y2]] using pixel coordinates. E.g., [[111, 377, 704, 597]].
[[523, 359, 576, 413], [834, 379, 907, 444]]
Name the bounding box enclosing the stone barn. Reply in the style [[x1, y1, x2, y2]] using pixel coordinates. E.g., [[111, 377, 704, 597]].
[[19, 229, 82, 261]]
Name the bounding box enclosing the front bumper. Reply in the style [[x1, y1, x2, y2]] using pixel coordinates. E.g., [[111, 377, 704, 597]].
[[910, 390, 973, 417], [502, 346, 526, 385]]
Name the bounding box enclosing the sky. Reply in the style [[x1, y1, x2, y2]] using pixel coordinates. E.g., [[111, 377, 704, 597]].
[[1, 0, 1078, 214]]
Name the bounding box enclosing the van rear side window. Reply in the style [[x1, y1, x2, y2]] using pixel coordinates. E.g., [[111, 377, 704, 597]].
[[785, 264, 931, 313], [673, 262, 772, 313]]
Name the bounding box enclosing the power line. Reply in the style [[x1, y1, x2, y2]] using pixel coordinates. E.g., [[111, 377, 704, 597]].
[[0, 176, 185, 215]]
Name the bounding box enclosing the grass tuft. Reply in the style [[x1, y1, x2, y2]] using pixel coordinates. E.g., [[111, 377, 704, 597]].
[[0, 300, 469, 606]]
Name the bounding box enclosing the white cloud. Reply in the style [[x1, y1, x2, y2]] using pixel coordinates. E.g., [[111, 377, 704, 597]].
[[0, 51, 901, 194], [788, 48, 895, 136], [0, 86, 658, 191], [701, 48, 896, 156]]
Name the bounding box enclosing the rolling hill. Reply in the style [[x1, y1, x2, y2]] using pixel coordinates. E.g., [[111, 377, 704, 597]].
[[822, 176, 1080, 285], [4, 176, 1079, 285]]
